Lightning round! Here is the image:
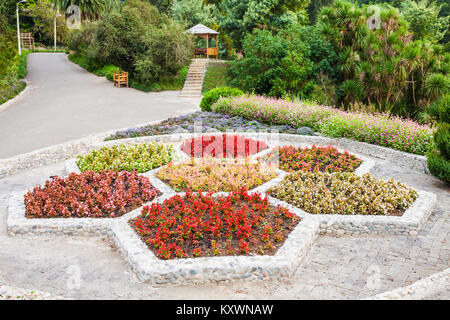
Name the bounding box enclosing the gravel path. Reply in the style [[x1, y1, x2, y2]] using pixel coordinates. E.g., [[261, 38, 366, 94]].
[[0, 53, 199, 158], [0, 157, 448, 299]]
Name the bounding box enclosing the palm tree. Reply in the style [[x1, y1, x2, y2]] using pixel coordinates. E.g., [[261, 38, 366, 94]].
[[53, 0, 119, 20]]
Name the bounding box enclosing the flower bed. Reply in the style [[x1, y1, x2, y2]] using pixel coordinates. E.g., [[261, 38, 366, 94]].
[[180, 134, 269, 158], [24, 171, 160, 218], [268, 172, 418, 216], [212, 95, 434, 155], [320, 112, 433, 155], [156, 160, 277, 192], [105, 111, 315, 140], [76, 143, 175, 173], [132, 189, 300, 259], [260, 145, 362, 173]]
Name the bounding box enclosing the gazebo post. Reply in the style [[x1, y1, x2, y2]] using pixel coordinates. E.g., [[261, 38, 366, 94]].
[[206, 34, 209, 59]]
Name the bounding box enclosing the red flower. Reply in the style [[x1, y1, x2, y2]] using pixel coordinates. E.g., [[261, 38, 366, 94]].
[[180, 134, 268, 158]]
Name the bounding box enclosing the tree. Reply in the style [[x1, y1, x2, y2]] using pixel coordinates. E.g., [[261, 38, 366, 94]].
[[23, 0, 69, 45], [216, 0, 310, 51], [53, 0, 120, 20], [227, 28, 313, 98], [147, 0, 172, 13], [170, 0, 216, 27], [400, 0, 449, 42], [68, 0, 193, 84]]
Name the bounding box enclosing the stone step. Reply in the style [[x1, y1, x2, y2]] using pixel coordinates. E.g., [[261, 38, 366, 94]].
[[183, 89, 202, 92], [181, 59, 207, 94]]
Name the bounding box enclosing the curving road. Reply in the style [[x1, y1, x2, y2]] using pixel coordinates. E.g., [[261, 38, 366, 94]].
[[0, 53, 199, 158]]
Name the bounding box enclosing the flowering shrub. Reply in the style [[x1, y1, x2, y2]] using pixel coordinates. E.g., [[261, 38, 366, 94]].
[[320, 112, 434, 155], [212, 95, 339, 130], [259, 145, 362, 173], [24, 170, 160, 218], [76, 143, 176, 173], [156, 159, 277, 192], [133, 189, 300, 259], [268, 172, 418, 216], [212, 95, 434, 155], [180, 134, 269, 158]]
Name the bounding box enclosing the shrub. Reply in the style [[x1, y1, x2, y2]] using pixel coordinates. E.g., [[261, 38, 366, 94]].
[[212, 95, 337, 131], [259, 145, 362, 173], [24, 170, 160, 218], [100, 65, 121, 81], [429, 94, 450, 123], [200, 87, 244, 112], [434, 123, 450, 159], [67, 1, 192, 89], [212, 95, 434, 155], [180, 134, 269, 158], [76, 143, 176, 173], [427, 152, 450, 184], [133, 189, 300, 259], [320, 112, 434, 155], [268, 172, 418, 216], [437, 95, 450, 123], [156, 159, 277, 192]]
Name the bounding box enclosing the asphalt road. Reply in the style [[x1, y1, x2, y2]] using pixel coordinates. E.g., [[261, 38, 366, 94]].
[[0, 53, 199, 158]]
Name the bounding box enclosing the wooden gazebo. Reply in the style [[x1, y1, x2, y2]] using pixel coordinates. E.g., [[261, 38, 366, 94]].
[[186, 24, 219, 59]]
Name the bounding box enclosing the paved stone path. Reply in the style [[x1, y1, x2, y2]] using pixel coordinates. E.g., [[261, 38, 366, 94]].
[[0, 156, 448, 299], [0, 53, 199, 158]]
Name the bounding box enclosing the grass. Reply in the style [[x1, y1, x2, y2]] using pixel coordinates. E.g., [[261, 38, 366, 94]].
[[68, 54, 187, 92], [202, 62, 230, 93]]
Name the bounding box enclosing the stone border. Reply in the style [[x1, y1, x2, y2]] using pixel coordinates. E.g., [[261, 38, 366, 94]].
[[1, 130, 428, 180], [6, 168, 169, 236], [63, 134, 375, 178], [266, 190, 436, 236], [4, 132, 436, 285], [109, 192, 320, 285], [7, 187, 320, 285], [0, 283, 65, 300], [365, 268, 450, 300]]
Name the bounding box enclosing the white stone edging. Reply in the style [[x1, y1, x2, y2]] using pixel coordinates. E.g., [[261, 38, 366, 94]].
[[109, 191, 320, 285], [364, 268, 450, 300], [1, 131, 428, 180], [266, 190, 436, 236]]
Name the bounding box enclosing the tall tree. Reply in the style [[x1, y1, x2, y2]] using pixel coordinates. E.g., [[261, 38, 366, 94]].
[[400, 0, 449, 42], [170, 0, 215, 27], [216, 0, 310, 51]]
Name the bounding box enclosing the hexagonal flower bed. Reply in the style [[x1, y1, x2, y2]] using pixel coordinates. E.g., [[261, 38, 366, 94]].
[[76, 143, 176, 173], [268, 172, 418, 216], [24, 170, 161, 218], [180, 134, 269, 158], [131, 189, 300, 260], [260, 145, 362, 173], [156, 159, 278, 192]]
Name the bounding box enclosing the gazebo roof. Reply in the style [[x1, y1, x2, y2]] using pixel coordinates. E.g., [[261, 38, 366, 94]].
[[186, 24, 219, 35]]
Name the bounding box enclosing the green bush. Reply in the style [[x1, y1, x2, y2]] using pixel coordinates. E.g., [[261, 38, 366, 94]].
[[436, 95, 450, 123], [200, 87, 244, 112], [100, 65, 121, 81], [434, 123, 450, 159], [427, 152, 450, 184]]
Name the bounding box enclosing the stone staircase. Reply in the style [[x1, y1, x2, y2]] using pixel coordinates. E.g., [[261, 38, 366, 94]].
[[180, 58, 207, 98]]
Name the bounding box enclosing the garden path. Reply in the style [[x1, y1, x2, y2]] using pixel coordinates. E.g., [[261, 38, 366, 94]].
[[0, 53, 200, 159], [0, 157, 448, 299]]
